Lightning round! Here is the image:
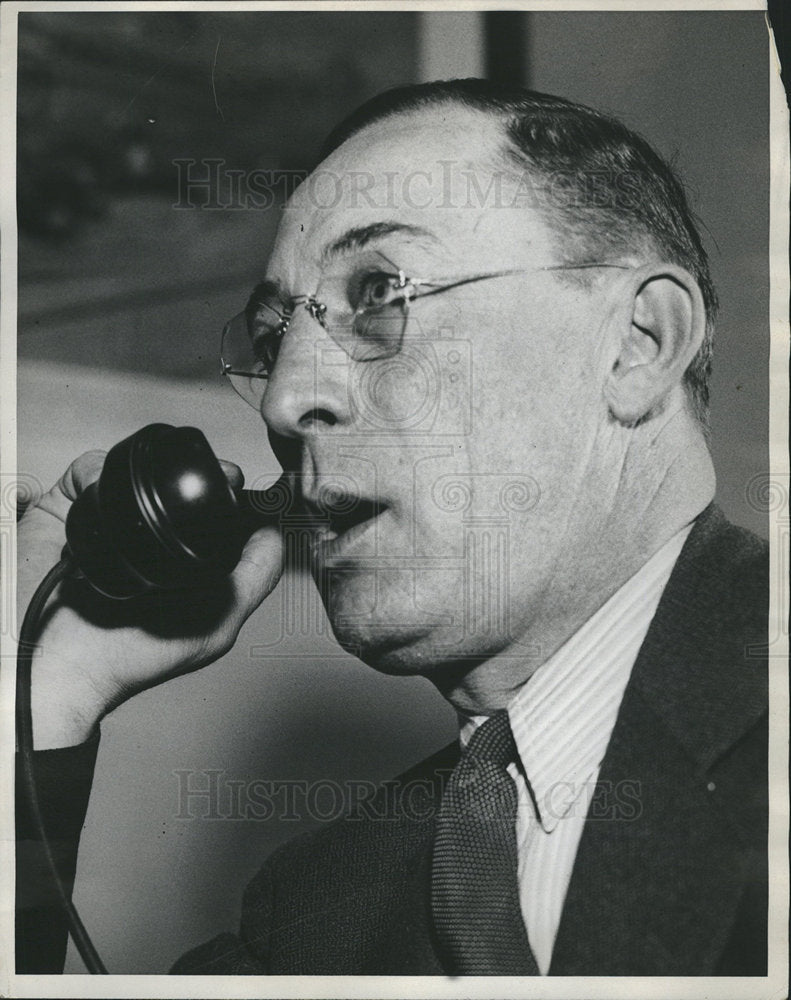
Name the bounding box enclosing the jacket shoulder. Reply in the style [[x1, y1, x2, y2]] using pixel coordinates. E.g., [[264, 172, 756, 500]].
[[631, 506, 769, 774], [681, 510, 767, 613]]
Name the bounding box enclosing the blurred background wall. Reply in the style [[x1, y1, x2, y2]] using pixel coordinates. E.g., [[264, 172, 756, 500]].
[[15, 9, 770, 973]]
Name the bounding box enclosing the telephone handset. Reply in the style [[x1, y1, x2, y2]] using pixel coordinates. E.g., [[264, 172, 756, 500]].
[[64, 423, 284, 599]]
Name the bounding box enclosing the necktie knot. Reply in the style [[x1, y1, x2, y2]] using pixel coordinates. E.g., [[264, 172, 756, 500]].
[[464, 710, 517, 770]]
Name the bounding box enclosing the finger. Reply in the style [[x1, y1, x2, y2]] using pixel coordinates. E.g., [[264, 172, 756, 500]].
[[35, 451, 107, 522], [60, 450, 107, 499], [218, 460, 244, 491]]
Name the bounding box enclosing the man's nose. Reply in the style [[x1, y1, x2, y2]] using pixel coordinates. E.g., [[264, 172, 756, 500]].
[[260, 307, 350, 439]]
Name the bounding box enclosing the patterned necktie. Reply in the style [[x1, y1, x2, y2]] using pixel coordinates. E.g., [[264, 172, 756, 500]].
[[431, 710, 539, 975]]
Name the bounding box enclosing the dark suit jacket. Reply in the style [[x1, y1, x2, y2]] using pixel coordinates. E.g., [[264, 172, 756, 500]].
[[17, 506, 768, 975], [171, 506, 769, 976]]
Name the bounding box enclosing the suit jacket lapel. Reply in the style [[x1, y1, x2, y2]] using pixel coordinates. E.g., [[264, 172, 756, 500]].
[[551, 506, 768, 975]]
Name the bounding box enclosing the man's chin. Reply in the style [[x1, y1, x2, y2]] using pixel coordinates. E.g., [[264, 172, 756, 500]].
[[316, 567, 489, 674], [327, 615, 503, 683], [328, 619, 438, 675]]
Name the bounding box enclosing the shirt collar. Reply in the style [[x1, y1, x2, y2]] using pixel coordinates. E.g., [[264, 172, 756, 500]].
[[458, 523, 693, 832]]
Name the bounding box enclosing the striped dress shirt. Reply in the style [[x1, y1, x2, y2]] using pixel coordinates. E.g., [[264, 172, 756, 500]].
[[458, 522, 694, 974]]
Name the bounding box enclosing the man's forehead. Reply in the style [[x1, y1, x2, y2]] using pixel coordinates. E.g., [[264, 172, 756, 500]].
[[272, 106, 548, 274]]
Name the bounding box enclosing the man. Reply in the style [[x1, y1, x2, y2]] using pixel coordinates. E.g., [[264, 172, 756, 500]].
[[17, 80, 768, 976]]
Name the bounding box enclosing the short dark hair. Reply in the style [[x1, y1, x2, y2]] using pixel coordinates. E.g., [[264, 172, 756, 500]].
[[321, 79, 717, 427]]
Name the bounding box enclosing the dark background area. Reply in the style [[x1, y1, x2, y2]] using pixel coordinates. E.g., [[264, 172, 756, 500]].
[[15, 10, 775, 973], [18, 11, 419, 379]]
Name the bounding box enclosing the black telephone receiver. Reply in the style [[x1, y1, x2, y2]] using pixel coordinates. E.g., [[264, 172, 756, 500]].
[[65, 423, 285, 599]]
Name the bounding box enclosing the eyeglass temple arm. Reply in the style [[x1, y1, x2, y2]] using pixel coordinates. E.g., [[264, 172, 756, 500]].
[[406, 262, 632, 302]]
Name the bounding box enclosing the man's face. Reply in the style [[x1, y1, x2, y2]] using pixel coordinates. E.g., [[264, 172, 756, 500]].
[[259, 106, 625, 677]]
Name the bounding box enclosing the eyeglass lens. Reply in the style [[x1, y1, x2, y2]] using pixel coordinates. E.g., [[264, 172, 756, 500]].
[[221, 278, 410, 407]]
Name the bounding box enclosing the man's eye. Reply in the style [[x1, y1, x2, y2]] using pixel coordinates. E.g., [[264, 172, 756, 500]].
[[353, 271, 402, 311]]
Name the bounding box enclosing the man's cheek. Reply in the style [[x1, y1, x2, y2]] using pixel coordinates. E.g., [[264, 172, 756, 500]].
[[346, 338, 473, 437], [354, 359, 423, 427], [411, 469, 543, 586]]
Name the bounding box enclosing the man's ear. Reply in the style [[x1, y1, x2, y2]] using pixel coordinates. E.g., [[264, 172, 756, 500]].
[[605, 265, 706, 425]]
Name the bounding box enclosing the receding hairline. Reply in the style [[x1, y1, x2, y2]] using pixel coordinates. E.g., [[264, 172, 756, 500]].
[[319, 99, 516, 176], [319, 100, 649, 261]]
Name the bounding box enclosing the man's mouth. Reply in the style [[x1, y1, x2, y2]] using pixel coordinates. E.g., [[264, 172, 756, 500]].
[[301, 491, 386, 557]]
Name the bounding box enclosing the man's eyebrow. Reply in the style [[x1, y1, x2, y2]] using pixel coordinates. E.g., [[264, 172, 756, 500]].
[[322, 222, 436, 262]]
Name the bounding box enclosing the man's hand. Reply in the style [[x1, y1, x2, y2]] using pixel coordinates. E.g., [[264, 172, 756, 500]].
[[18, 451, 284, 749]]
